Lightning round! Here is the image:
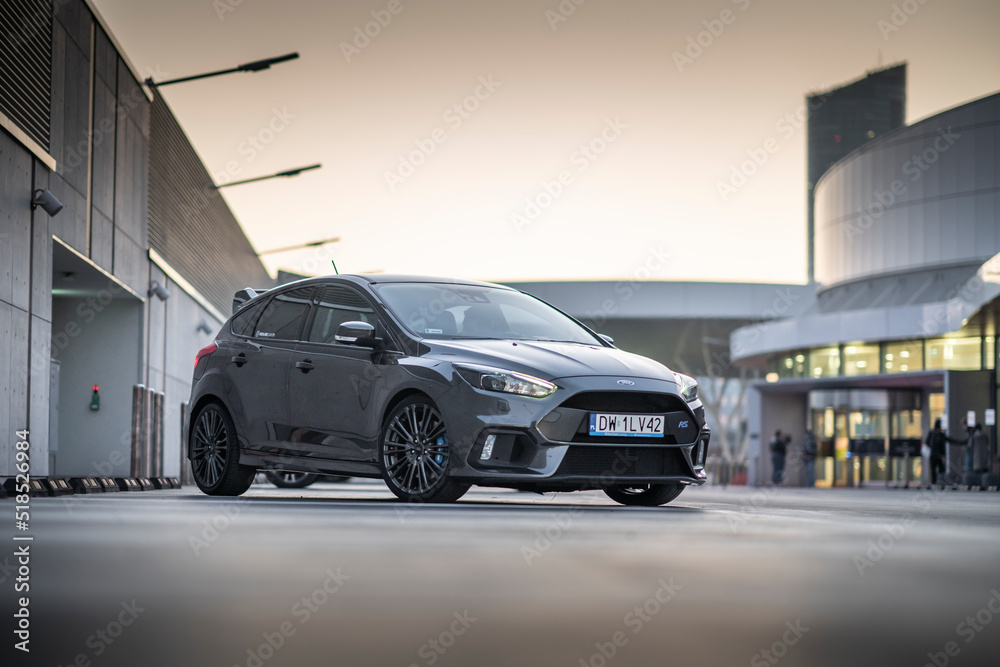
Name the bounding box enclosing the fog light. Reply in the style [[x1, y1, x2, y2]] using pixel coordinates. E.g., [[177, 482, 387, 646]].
[[480, 434, 496, 460]]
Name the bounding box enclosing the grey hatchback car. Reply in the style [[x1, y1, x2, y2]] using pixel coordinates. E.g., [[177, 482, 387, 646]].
[[188, 275, 709, 506]]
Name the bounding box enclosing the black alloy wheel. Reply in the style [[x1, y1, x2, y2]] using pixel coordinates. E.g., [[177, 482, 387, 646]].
[[380, 396, 470, 503], [190, 402, 256, 496], [604, 483, 684, 507], [264, 471, 321, 488]]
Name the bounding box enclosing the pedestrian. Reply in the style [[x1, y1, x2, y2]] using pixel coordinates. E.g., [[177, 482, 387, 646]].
[[801, 429, 818, 487], [769, 429, 790, 485], [970, 423, 990, 473], [925, 418, 963, 486]]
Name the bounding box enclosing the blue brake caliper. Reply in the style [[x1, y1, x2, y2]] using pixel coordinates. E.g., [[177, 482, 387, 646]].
[[434, 435, 447, 466]]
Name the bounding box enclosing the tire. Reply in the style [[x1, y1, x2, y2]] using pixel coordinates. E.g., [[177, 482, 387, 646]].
[[604, 483, 684, 507], [190, 402, 256, 496], [264, 471, 321, 488], [379, 395, 470, 503]]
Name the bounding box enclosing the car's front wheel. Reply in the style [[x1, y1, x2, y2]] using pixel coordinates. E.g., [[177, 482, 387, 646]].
[[190, 402, 256, 496], [604, 483, 684, 507], [380, 396, 470, 504]]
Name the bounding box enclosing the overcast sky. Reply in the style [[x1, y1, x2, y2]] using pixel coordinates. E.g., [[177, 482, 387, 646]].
[[92, 0, 1000, 284]]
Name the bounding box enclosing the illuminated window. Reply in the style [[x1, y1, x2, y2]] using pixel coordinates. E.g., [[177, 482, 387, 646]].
[[884, 341, 923, 374], [776, 352, 807, 378], [925, 337, 982, 371], [811, 347, 841, 377], [843, 344, 879, 376], [986, 337, 995, 370]]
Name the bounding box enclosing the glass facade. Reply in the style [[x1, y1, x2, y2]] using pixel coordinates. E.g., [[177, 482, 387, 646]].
[[771, 335, 995, 378], [884, 341, 923, 374], [810, 347, 841, 378], [843, 344, 880, 376], [925, 337, 981, 371]]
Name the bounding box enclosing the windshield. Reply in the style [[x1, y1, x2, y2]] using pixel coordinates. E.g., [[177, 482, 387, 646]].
[[375, 283, 602, 345]]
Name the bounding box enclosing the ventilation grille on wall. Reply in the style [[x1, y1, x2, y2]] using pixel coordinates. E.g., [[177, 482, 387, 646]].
[[0, 0, 53, 150]]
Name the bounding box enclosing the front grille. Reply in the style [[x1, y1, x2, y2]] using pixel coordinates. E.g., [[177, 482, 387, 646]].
[[557, 446, 689, 478], [559, 391, 688, 414]]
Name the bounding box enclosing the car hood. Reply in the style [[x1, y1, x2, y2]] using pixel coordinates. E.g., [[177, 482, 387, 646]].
[[425, 339, 678, 383]]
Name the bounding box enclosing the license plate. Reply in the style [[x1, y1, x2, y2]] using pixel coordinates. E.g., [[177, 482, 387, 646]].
[[589, 413, 665, 438]]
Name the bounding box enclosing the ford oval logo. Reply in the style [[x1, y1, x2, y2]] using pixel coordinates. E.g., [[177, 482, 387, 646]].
[[617, 380, 635, 386]]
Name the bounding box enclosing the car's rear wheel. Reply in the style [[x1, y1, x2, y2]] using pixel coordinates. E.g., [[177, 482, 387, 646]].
[[604, 483, 684, 507], [380, 396, 470, 503], [264, 471, 321, 488], [190, 402, 256, 496]]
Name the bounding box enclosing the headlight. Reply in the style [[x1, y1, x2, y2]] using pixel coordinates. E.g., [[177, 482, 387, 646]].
[[674, 372, 699, 403], [455, 364, 557, 398]]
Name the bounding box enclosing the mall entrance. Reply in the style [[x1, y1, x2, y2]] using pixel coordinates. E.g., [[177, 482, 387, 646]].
[[808, 389, 944, 487]]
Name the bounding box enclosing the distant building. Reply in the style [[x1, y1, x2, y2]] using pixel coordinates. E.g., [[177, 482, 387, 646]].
[[734, 89, 1000, 487], [806, 64, 906, 283]]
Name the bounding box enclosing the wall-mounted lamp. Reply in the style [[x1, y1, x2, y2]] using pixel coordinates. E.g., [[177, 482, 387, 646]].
[[31, 189, 64, 216], [148, 280, 170, 301], [196, 320, 214, 335]]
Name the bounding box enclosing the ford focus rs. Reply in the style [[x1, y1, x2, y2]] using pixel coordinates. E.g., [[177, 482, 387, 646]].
[[187, 275, 709, 506]]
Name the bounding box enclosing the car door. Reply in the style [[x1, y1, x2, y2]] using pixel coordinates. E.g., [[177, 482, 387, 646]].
[[286, 283, 387, 462], [224, 286, 316, 456]]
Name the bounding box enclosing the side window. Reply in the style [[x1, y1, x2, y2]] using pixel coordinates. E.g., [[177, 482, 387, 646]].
[[254, 287, 315, 341], [230, 299, 268, 337], [308, 285, 376, 344]]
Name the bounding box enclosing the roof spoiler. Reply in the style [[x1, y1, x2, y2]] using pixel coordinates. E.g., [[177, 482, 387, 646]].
[[232, 288, 270, 314]]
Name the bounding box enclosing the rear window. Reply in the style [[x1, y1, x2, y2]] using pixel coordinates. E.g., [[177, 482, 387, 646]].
[[230, 299, 268, 337], [253, 287, 315, 341]]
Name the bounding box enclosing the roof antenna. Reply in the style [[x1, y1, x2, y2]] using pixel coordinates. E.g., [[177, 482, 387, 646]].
[[331, 259, 339, 275]]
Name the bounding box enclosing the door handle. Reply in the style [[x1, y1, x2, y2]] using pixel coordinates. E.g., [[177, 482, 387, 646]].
[[296, 360, 315, 373], [231, 354, 248, 367]]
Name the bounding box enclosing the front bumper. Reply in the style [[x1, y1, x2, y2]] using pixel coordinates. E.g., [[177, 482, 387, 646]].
[[439, 375, 709, 491]]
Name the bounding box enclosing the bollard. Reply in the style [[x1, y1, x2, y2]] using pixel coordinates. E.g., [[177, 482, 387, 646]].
[[130, 384, 146, 477]]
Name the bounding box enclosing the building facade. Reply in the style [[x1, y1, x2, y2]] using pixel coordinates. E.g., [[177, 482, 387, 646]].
[[1, 0, 271, 483], [806, 64, 906, 283], [733, 89, 1000, 487]]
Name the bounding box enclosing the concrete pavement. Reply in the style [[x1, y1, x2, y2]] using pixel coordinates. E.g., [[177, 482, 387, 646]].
[[3, 481, 1000, 666]]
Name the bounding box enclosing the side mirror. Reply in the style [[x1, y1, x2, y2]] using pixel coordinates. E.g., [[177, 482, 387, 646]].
[[335, 321, 377, 348], [599, 334, 615, 346]]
